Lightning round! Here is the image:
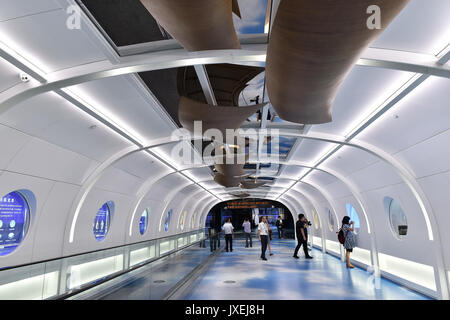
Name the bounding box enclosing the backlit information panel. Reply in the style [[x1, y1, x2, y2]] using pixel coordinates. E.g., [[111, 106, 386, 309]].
[[0, 191, 29, 256]]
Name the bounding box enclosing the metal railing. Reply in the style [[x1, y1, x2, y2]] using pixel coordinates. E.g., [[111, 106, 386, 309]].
[[0, 229, 207, 300]]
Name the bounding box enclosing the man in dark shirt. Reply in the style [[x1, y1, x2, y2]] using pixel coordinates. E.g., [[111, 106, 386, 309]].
[[275, 216, 283, 239], [293, 214, 313, 259]]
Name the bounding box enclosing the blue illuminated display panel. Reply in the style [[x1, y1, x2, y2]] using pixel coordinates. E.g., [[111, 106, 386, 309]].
[[0, 191, 30, 256], [93, 202, 111, 242], [164, 209, 172, 232], [139, 209, 148, 235]]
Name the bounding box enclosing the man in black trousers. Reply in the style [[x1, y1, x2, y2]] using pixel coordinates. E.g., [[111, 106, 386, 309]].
[[293, 214, 313, 259], [276, 216, 283, 239]]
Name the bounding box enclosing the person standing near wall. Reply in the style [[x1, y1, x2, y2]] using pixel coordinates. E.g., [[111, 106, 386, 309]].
[[341, 216, 356, 268], [293, 214, 313, 259], [222, 218, 234, 252], [258, 216, 269, 261], [242, 218, 252, 248], [276, 216, 283, 239]]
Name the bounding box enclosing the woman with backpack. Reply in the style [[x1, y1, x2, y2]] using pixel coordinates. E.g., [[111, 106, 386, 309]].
[[340, 216, 356, 268]]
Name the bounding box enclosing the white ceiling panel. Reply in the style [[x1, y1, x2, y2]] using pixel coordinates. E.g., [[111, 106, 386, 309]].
[[184, 167, 213, 182], [322, 146, 380, 177], [289, 139, 336, 165], [0, 92, 132, 162], [113, 150, 171, 181], [304, 170, 338, 187], [358, 77, 450, 155], [310, 66, 413, 137], [0, 9, 105, 72], [371, 0, 450, 55], [0, 0, 61, 22], [0, 57, 22, 93], [199, 180, 222, 190], [278, 165, 308, 180], [394, 129, 450, 179], [68, 75, 177, 143]]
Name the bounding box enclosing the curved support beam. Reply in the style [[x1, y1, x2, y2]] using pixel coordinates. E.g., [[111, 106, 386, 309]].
[[177, 189, 205, 231], [157, 180, 195, 232], [197, 196, 217, 228], [297, 181, 341, 235], [289, 189, 327, 252], [66, 145, 138, 244], [1, 45, 448, 116], [127, 171, 177, 238]]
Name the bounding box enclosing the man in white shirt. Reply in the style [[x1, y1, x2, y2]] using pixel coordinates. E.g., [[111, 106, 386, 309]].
[[242, 218, 252, 248], [258, 216, 269, 260], [222, 218, 234, 252]]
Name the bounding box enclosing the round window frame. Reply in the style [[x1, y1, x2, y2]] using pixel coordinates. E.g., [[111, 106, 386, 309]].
[[327, 208, 334, 232], [93, 201, 114, 242], [312, 209, 320, 230], [345, 203, 361, 235], [0, 190, 34, 256], [139, 208, 150, 235], [383, 196, 408, 240]]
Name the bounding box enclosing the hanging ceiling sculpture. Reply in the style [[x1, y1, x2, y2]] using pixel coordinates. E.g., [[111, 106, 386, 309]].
[[266, 0, 410, 124], [229, 192, 251, 198], [214, 173, 242, 188], [241, 180, 267, 189], [178, 96, 266, 139], [139, 0, 241, 51]]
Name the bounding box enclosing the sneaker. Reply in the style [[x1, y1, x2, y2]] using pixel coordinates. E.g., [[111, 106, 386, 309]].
[[261, 257, 267, 261], [293, 255, 299, 259], [306, 256, 313, 259]]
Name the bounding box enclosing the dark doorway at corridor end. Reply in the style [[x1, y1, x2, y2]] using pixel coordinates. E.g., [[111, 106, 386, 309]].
[[205, 199, 294, 239]]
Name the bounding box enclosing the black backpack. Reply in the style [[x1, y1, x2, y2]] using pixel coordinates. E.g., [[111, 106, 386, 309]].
[[337, 228, 348, 244]]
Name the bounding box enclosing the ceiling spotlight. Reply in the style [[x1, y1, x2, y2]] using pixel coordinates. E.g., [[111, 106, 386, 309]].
[[19, 72, 30, 83]]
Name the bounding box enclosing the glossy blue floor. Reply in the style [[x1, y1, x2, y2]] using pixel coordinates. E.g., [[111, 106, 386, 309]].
[[183, 237, 431, 300]]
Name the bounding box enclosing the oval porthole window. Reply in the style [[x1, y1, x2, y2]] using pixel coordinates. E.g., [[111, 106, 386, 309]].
[[139, 208, 149, 235], [312, 209, 320, 230], [0, 191, 32, 256], [164, 209, 173, 232], [191, 212, 197, 229], [384, 197, 407, 239], [93, 201, 113, 242], [179, 210, 187, 230], [345, 203, 360, 234], [327, 208, 334, 232]]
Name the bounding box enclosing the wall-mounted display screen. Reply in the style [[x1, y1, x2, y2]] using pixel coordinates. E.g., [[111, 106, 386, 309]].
[[0, 191, 30, 256], [93, 202, 112, 242], [227, 200, 272, 209], [139, 208, 149, 235], [164, 209, 173, 232]]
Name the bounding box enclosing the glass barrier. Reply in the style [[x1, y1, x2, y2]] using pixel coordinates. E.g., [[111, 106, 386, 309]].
[[0, 229, 208, 300]]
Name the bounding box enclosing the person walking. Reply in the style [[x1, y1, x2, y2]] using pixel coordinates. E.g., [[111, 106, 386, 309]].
[[222, 218, 234, 252], [293, 214, 313, 259], [242, 218, 252, 248], [276, 216, 283, 239], [341, 216, 356, 268], [258, 216, 269, 261], [265, 219, 274, 256]]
